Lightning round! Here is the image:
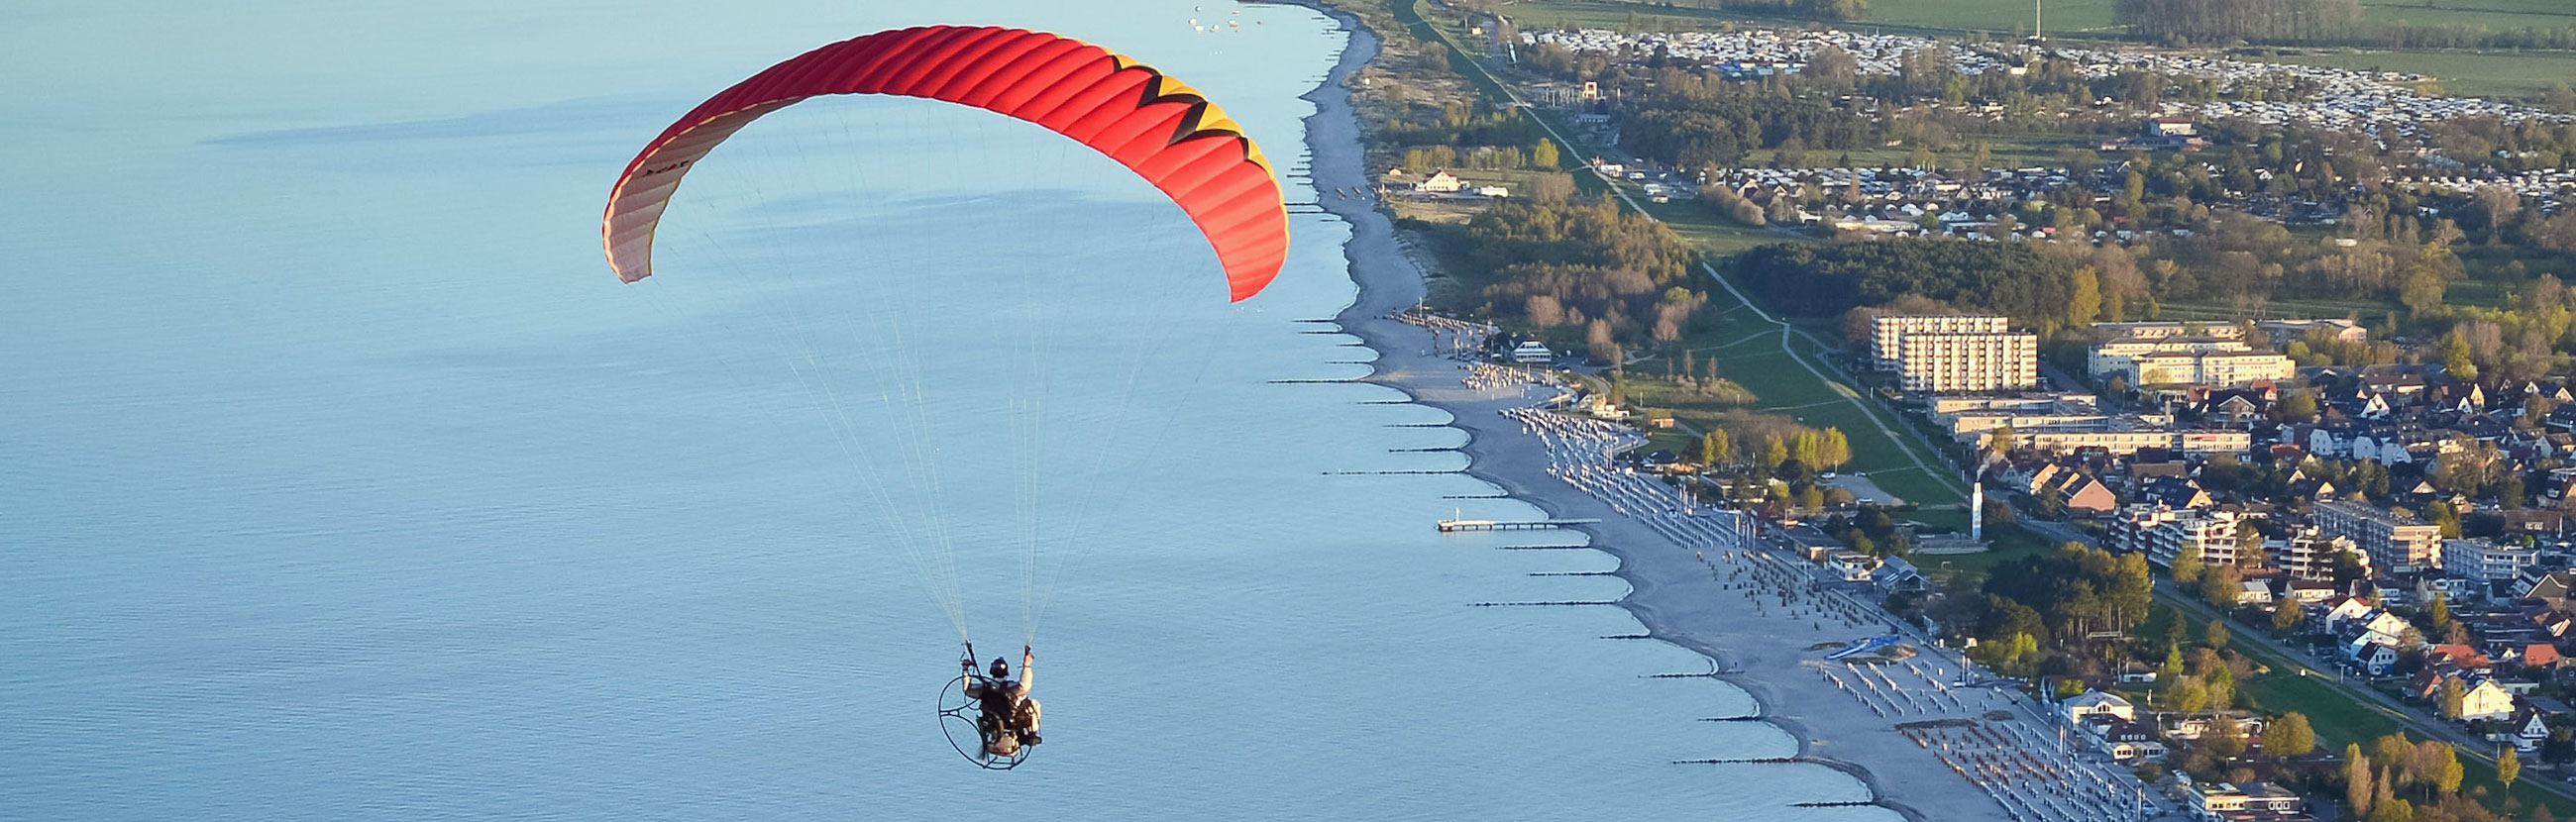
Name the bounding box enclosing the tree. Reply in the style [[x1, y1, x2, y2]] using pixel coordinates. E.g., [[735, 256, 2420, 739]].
[[1702, 431, 1733, 466], [1819, 428, 1852, 469], [2426, 593, 2450, 633], [2273, 600, 2304, 634], [2067, 264, 2101, 328], [2265, 712, 2315, 758], [2206, 714, 2248, 758], [1530, 171, 1575, 204], [2346, 744, 2374, 818], [2205, 563, 2243, 609], [2403, 267, 2448, 316], [2170, 674, 2209, 713], [2173, 541, 2203, 584], [1532, 138, 1560, 169], [2281, 389, 2318, 420], [2499, 747, 2522, 792], [2206, 618, 2231, 650], [2367, 799, 2412, 822]]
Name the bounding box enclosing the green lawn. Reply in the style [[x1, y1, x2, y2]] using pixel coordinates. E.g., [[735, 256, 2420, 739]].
[[1409, 0, 1973, 517], [2171, 593, 2576, 817], [1495, 0, 2119, 39], [2362, 0, 2576, 31], [1920, 521, 2058, 587], [1867, 0, 2117, 35], [2257, 48, 2576, 101]]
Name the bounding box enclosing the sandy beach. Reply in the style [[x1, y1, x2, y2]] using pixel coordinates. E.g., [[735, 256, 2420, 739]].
[[1281, 6, 2165, 820]]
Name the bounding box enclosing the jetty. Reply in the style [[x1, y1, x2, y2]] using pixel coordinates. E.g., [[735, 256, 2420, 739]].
[[1437, 517, 1601, 532]]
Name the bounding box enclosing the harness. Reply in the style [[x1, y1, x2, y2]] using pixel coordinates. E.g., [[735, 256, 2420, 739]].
[[977, 677, 1021, 733]]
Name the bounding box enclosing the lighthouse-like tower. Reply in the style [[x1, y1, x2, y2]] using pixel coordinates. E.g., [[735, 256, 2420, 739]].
[[1971, 474, 1986, 541]]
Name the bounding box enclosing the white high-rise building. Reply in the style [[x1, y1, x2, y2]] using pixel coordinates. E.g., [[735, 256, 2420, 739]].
[[2313, 500, 2444, 573], [2443, 538, 2539, 581], [1895, 332, 2038, 393], [1873, 315, 2008, 370]]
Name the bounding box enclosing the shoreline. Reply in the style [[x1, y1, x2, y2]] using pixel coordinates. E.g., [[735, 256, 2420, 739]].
[[1276, 3, 2011, 819]]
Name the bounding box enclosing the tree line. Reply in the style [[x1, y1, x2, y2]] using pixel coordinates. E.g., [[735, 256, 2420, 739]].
[[1451, 196, 1705, 348]]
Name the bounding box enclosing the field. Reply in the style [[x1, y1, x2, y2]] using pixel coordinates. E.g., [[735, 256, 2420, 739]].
[[2361, 0, 2576, 31], [2258, 48, 2576, 100], [1864, 0, 2117, 35], [1492, 0, 2119, 39]]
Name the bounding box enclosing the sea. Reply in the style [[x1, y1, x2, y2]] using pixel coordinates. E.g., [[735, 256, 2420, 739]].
[[0, 1, 1901, 819]]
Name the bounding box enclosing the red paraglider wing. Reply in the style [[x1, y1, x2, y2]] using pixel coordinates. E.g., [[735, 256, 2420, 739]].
[[602, 26, 1288, 302]]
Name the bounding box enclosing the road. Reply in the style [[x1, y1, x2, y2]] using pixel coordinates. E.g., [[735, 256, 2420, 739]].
[[1410, 19, 2567, 811], [2026, 505, 2561, 800], [1423, 30, 1968, 504]]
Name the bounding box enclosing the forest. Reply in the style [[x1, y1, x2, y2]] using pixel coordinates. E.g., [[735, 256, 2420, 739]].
[[1450, 197, 1705, 350], [1730, 240, 2098, 332]]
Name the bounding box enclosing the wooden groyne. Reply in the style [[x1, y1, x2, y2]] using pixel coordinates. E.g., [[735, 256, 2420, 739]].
[[1437, 517, 1601, 532]]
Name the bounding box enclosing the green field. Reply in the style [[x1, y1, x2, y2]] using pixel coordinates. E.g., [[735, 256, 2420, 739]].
[[1493, 0, 2118, 38], [2259, 48, 2576, 100], [2363, 0, 2576, 31], [1867, 0, 2117, 35], [2168, 592, 2576, 816]]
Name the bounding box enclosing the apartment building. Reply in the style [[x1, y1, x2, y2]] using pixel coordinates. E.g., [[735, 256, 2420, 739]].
[[2090, 321, 2245, 342], [2313, 500, 2444, 573], [2271, 528, 2362, 581], [1896, 331, 2039, 393], [2010, 426, 2252, 457], [1873, 314, 2008, 369], [2088, 335, 2249, 377], [2443, 538, 2540, 582], [2138, 509, 2245, 569], [2126, 350, 2297, 386]]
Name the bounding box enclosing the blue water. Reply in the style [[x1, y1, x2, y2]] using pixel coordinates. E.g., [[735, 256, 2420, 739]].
[[0, 1, 1900, 819]]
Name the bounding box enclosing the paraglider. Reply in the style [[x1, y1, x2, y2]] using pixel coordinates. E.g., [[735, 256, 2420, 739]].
[[602, 26, 1291, 771], [603, 25, 1289, 301], [939, 643, 1040, 769]]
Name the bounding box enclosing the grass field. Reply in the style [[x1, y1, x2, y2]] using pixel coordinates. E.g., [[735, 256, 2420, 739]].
[[2163, 591, 2576, 817], [1494, 0, 2118, 39], [1866, 0, 2116, 35], [1411, 0, 1972, 522], [2362, 0, 2576, 31], [2258, 48, 2576, 100]]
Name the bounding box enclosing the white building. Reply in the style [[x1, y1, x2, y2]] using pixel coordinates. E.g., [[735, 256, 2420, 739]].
[[2060, 690, 2136, 723], [2190, 782, 2303, 819], [1895, 331, 2038, 393], [2088, 335, 2250, 377], [2314, 500, 2445, 573], [2144, 509, 2245, 569], [1872, 314, 2008, 370], [2128, 350, 2297, 387], [2443, 538, 2540, 582], [2272, 528, 2362, 582]]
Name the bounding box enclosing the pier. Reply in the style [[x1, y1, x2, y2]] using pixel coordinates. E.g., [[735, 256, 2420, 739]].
[[1436, 517, 1601, 532]]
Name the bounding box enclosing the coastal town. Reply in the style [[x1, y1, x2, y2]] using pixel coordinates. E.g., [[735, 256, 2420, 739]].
[[1318, 0, 2576, 818]]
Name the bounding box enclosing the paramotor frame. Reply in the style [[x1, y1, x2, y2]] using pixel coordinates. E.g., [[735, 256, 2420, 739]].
[[937, 674, 1032, 771]]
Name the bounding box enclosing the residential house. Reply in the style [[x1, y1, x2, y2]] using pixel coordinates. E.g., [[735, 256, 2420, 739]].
[[2060, 690, 2136, 724], [2187, 781, 2304, 821], [2460, 677, 2517, 722]]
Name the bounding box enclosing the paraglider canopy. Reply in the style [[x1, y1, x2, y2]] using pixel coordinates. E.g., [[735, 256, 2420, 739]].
[[601, 25, 1290, 301]]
